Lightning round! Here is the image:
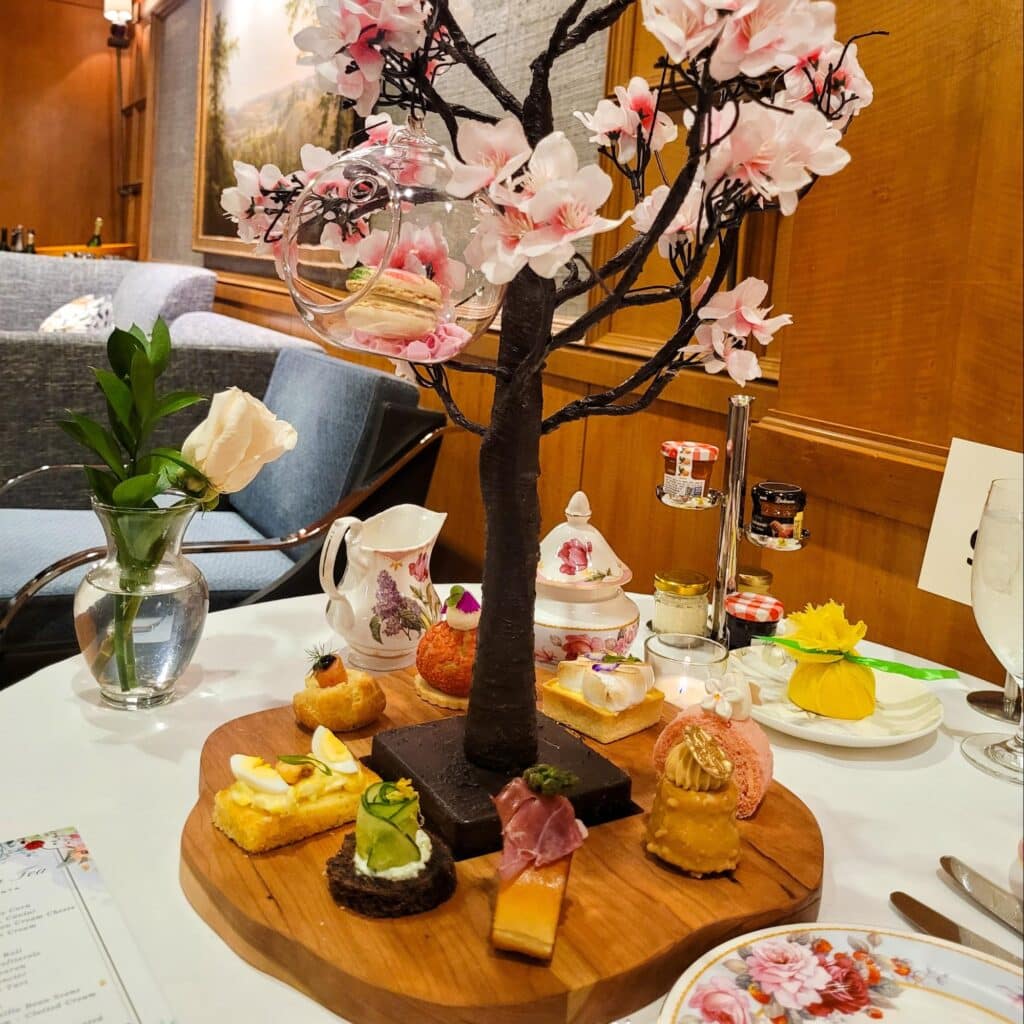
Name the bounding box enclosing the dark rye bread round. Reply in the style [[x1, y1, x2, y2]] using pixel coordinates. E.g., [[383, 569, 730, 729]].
[[326, 831, 456, 918]]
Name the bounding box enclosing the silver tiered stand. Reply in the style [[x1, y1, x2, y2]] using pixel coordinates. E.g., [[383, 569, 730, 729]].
[[656, 394, 810, 644]]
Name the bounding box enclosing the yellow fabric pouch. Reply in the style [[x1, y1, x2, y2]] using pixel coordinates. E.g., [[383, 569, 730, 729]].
[[785, 601, 876, 720]]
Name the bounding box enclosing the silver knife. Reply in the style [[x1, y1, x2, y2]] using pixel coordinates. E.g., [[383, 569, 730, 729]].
[[941, 856, 1024, 936], [890, 891, 1023, 967]]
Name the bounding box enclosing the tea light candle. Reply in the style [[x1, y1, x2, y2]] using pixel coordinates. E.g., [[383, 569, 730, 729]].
[[644, 633, 729, 709]]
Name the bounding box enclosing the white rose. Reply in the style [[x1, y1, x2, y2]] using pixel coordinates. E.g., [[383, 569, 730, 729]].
[[182, 388, 297, 495]]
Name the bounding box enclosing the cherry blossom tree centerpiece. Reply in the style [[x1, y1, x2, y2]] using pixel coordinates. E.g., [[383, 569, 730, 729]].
[[221, 0, 877, 774]]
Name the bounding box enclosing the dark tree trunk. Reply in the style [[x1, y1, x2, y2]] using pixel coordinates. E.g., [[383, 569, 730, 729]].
[[463, 269, 555, 772]]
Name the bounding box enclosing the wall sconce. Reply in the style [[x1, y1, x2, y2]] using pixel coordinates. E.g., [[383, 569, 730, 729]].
[[104, 0, 134, 48]]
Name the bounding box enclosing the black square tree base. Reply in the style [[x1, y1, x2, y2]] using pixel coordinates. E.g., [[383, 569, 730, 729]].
[[367, 714, 638, 860]]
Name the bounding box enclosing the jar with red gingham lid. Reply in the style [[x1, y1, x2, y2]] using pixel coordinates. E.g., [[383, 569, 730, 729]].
[[659, 440, 719, 507], [724, 591, 785, 650]]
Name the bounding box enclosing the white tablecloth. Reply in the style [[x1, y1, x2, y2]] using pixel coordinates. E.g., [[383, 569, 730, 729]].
[[1, 592, 1020, 1024]]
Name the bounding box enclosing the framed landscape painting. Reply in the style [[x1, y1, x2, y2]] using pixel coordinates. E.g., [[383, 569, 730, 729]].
[[192, 0, 354, 258]]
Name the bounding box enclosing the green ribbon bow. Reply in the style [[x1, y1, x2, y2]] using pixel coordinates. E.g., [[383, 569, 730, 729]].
[[762, 636, 960, 680]]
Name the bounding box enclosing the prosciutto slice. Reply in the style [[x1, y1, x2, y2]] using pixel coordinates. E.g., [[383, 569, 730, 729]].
[[493, 778, 585, 881]]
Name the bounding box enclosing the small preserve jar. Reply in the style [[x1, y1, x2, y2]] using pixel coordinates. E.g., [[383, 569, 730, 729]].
[[750, 482, 806, 547], [736, 566, 773, 596], [724, 592, 785, 650], [653, 570, 710, 636], [660, 441, 719, 506]]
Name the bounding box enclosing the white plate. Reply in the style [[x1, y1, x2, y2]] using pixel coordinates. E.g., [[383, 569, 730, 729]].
[[730, 645, 944, 749], [659, 922, 1023, 1024]]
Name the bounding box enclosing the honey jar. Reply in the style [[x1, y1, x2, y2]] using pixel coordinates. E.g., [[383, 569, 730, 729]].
[[653, 570, 710, 636]]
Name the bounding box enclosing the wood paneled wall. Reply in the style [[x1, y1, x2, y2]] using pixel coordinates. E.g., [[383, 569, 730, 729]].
[[0, 0, 120, 247], [162, 0, 1022, 683]]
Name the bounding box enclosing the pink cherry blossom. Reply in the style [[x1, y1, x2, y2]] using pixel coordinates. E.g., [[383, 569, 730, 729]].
[[687, 324, 763, 385], [294, 0, 429, 117], [463, 207, 534, 285], [614, 77, 678, 158], [511, 133, 629, 279], [574, 99, 640, 161], [688, 976, 753, 1024], [640, 0, 732, 66], [362, 112, 399, 146], [358, 222, 466, 298], [351, 321, 472, 363], [745, 938, 831, 1010], [705, 101, 849, 214], [710, 0, 836, 81], [783, 38, 874, 127], [576, 77, 677, 164], [699, 276, 791, 343], [220, 161, 294, 249], [631, 181, 704, 256], [445, 117, 532, 198]]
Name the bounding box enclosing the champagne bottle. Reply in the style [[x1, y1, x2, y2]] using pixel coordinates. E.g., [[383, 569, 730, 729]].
[[0, 228, 9, 252], [86, 217, 103, 247], [25, 229, 36, 254], [10, 225, 24, 253]]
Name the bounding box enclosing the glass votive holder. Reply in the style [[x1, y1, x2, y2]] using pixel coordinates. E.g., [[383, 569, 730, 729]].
[[644, 633, 729, 708]]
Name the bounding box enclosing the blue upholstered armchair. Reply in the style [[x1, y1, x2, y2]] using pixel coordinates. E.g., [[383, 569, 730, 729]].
[[0, 348, 447, 685]]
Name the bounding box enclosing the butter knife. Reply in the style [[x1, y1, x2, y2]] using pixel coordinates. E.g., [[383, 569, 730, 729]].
[[890, 891, 1023, 967], [941, 856, 1024, 936]]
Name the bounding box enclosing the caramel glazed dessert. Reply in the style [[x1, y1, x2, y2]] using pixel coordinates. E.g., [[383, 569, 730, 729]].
[[645, 725, 740, 877]]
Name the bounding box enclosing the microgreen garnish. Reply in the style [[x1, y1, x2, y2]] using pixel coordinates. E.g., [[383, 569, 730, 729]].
[[305, 644, 337, 673], [277, 754, 333, 776], [523, 764, 579, 796]]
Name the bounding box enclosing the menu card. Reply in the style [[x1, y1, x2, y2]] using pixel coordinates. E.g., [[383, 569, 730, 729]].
[[0, 827, 174, 1023]]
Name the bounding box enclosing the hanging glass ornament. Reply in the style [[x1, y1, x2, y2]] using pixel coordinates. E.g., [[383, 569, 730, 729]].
[[279, 120, 504, 364]]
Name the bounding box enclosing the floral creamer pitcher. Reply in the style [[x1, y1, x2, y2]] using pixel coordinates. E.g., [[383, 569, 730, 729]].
[[319, 504, 446, 671]]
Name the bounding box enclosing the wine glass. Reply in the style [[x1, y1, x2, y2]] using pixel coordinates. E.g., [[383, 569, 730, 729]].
[[962, 478, 1024, 783]]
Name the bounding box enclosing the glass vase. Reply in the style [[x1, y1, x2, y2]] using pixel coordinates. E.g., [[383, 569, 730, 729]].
[[73, 498, 209, 709]]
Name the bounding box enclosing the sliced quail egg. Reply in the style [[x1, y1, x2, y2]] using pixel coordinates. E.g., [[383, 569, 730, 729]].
[[230, 754, 290, 794], [311, 726, 359, 774]]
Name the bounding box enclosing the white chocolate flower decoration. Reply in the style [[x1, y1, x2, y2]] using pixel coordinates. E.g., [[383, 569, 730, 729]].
[[700, 671, 753, 721]]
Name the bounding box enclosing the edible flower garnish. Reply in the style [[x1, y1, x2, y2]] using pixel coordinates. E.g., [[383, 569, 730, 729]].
[[445, 585, 481, 614], [522, 764, 579, 797]]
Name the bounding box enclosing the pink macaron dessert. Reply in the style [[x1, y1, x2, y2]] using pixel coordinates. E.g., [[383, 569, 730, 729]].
[[653, 673, 773, 819]]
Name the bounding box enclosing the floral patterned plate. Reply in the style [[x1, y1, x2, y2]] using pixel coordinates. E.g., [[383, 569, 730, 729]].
[[730, 645, 944, 749], [658, 923, 1023, 1024]]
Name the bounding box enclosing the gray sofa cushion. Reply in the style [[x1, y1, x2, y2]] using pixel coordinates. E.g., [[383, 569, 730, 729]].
[[0, 253, 130, 331], [0, 252, 215, 333], [230, 348, 419, 545], [0, 507, 294, 599], [112, 262, 216, 331]]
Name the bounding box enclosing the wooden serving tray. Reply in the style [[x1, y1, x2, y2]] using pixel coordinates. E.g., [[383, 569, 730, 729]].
[[181, 668, 823, 1024]]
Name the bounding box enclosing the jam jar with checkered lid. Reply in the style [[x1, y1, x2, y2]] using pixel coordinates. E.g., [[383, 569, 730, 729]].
[[724, 592, 785, 650], [659, 440, 719, 507]]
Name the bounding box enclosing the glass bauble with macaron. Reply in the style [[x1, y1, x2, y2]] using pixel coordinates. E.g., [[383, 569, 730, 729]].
[[279, 118, 505, 364]]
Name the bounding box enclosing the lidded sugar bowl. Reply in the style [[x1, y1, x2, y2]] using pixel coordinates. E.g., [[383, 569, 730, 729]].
[[533, 491, 641, 665]]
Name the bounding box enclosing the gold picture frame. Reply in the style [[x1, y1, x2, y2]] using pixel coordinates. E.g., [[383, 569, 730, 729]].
[[191, 0, 354, 259]]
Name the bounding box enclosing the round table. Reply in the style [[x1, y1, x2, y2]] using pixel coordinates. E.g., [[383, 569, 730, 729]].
[[1, 592, 1020, 1024]]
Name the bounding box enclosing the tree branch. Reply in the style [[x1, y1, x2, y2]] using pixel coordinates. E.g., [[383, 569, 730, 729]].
[[524, 0, 590, 140], [549, 69, 714, 348], [554, 0, 637, 59], [414, 364, 488, 436], [541, 228, 740, 434], [435, 3, 524, 119]]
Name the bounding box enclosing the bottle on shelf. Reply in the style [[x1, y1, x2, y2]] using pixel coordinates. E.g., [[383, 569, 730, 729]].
[[10, 225, 24, 253], [25, 229, 36, 254], [86, 217, 103, 248], [0, 228, 8, 252]]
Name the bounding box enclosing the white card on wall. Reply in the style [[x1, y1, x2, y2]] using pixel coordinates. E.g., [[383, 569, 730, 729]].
[[918, 438, 1024, 606]]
